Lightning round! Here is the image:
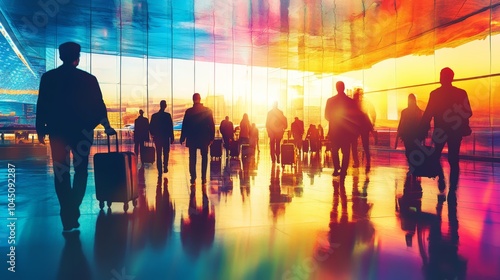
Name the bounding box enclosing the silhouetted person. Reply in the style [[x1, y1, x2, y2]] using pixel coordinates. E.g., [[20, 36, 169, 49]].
[[149, 100, 175, 177], [291, 117, 305, 152], [397, 94, 424, 168], [180, 93, 215, 185], [317, 124, 324, 140], [219, 116, 234, 155], [266, 101, 287, 163], [350, 88, 374, 171], [134, 109, 150, 164], [249, 123, 260, 153], [305, 124, 320, 152], [239, 113, 251, 145], [36, 42, 116, 232], [420, 67, 472, 197], [324, 81, 359, 176]]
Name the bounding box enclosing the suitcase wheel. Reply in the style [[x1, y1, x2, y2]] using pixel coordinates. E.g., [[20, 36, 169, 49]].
[[132, 199, 137, 207], [124, 202, 129, 212], [107, 201, 112, 208], [99, 201, 105, 210]]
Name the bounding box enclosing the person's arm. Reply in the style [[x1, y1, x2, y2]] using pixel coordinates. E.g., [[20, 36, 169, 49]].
[[208, 109, 215, 143], [169, 114, 175, 144]]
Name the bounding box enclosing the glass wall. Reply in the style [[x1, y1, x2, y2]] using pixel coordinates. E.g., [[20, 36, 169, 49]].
[[1, 0, 499, 158]]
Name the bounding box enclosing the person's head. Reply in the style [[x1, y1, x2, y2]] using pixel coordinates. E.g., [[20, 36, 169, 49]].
[[294, 117, 298, 121], [193, 93, 201, 104], [59, 42, 81, 66], [139, 109, 144, 116], [160, 100, 167, 110], [440, 67, 454, 85], [272, 101, 278, 109], [336, 81, 345, 94], [408, 93, 417, 107], [225, 116, 229, 121], [353, 88, 363, 102], [243, 113, 248, 120]]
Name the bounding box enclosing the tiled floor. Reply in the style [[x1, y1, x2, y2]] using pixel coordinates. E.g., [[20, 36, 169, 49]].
[[0, 143, 499, 280]]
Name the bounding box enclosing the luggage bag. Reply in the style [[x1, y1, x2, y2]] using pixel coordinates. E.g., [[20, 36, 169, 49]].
[[94, 135, 139, 211], [280, 143, 296, 168], [141, 141, 155, 164], [210, 138, 223, 159], [229, 139, 240, 158]]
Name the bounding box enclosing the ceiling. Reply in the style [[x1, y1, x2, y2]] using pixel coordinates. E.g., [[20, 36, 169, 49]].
[[1, 0, 500, 92]]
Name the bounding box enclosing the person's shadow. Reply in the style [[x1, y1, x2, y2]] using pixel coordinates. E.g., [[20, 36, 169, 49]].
[[149, 178, 176, 250], [93, 210, 130, 279], [57, 232, 91, 280], [180, 185, 215, 259], [418, 192, 467, 279]]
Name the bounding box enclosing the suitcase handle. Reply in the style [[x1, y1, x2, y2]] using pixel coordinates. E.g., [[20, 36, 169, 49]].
[[107, 134, 119, 152]]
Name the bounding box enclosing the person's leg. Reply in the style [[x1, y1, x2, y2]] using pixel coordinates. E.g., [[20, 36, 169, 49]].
[[49, 136, 73, 230], [447, 136, 462, 191], [200, 146, 209, 184], [189, 146, 197, 184], [139, 141, 145, 163], [433, 140, 446, 193], [331, 141, 341, 175], [339, 140, 351, 176], [70, 134, 93, 227], [269, 137, 276, 162], [276, 136, 282, 163], [155, 140, 163, 175], [351, 136, 359, 167], [163, 140, 169, 173], [361, 131, 370, 169], [134, 142, 139, 157]]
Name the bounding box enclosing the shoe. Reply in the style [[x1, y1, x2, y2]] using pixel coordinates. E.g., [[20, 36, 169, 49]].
[[164, 167, 168, 173], [202, 178, 207, 185], [438, 179, 446, 192], [332, 169, 340, 176]]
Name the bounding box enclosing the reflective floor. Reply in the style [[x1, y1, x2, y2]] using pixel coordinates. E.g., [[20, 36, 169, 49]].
[[1, 143, 499, 280]]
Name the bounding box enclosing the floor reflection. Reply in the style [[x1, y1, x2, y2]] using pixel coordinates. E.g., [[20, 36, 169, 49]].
[[1, 144, 499, 279]]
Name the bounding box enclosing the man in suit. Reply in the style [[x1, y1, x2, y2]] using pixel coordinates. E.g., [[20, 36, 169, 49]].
[[134, 109, 150, 164], [36, 42, 115, 233], [180, 93, 215, 185], [149, 100, 175, 177], [324, 81, 359, 177], [266, 101, 287, 163]]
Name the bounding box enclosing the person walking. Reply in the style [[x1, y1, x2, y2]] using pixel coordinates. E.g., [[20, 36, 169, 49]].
[[180, 93, 215, 185], [149, 100, 175, 177], [324, 81, 359, 177], [219, 116, 234, 156], [291, 117, 305, 153], [266, 101, 287, 164], [420, 67, 472, 200], [134, 109, 150, 164], [36, 42, 116, 233]]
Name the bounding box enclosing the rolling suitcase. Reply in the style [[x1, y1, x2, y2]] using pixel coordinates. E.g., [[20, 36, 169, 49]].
[[302, 140, 309, 153], [141, 141, 155, 164], [241, 143, 254, 159], [280, 143, 296, 168], [94, 135, 138, 211], [229, 139, 240, 158], [210, 138, 223, 159]]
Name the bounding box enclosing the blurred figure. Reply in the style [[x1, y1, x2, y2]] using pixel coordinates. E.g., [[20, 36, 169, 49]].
[[317, 124, 324, 140], [350, 88, 375, 171], [291, 117, 305, 152], [239, 113, 251, 145], [134, 109, 150, 164], [219, 116, 234, 156], [36, 41, 116, 232], [266, 101, 287, 164], [324, 81, 359, 176], [149, 100, 175, 177], [249, 123, 260, 153], [305, 124, 320, 153], [397, 94, 424, 168], [420, 67, 472, 197], [180, 93, 216, 185]]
